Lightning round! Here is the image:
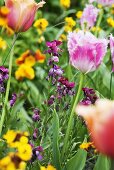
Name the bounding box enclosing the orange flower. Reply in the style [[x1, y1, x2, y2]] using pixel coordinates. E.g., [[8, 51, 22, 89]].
[[76, 99, 114, 158], [35, 49, 46, 63], [16, 50, 31, 65]]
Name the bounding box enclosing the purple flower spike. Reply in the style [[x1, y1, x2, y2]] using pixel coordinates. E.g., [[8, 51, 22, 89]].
[[80, 87, 98, 105], [33, 128, 38, 140], [10, 93, 17, 107], [32, 108, 40, 122], [45, 40, 62, 56], [0, 66, 9, 84]]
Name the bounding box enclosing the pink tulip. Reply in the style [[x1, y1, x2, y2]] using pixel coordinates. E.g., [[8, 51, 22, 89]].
[[67, 31, 108, 73], [89, 0, 114, 6], [5, 0, 45, 32], [76, 99, 114, 157], [110, 34, 114, 72], [80, 4, 99, 29]]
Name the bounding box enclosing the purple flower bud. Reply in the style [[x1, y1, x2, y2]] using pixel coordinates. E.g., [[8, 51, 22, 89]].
[[10, 93, 17, 107], [33, 128, 38, 140], [52, 56, 59, 62], [32, 108, 40, 122]]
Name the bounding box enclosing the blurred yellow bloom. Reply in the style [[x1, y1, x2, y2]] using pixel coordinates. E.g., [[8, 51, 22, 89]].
[[34, 18, 48, 34], [60, 0, 70, 8], [59, 34, 67, 42], [15, 64, 35, 80], [80, 142, 93, 150], [3, 130, 17, 144], [91, 26, 101, 32], [0, 37, 7, 50], [17, 144, 32, 161], [64, 17, 76, 32], [107, 17, 114, 27], [76, 11, 83, 19], [75, 28, 80, 32], [24, 56, 36, 67], [38, 36, 45, 43], [40, 165, 56, 170], [98, 4, 102, 8], [0, 6, 9, 27]]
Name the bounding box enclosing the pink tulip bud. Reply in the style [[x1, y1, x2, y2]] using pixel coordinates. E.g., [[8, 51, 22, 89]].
[[5, 0, 45, 32], [67, 31, 108, 74], [110, 34, 114, 72], [76, 99, 114, 158]]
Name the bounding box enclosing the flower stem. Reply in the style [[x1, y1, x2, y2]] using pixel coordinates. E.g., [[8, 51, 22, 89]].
[[0, 34, 17, 136], [62, 73, 84, 159], [110, 71, 113, 99], [110, 159, 114, 170], [95, 9, 104, 37]]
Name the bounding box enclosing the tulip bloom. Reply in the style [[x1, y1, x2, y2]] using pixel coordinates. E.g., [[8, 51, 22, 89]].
[[5, 0, 45, 32], [67, 31, 108, 73], [89, 0, 114, 6], [76, 99, 114, 157], [110, 34, 114, 72], [80, 4, 99, 29]]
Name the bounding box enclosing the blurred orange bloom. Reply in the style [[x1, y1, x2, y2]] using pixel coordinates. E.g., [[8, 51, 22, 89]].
[[35, 49, 46, 63], [76, 99, 114, 158]]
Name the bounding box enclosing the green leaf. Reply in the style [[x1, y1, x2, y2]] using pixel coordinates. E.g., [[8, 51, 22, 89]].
[[94, 154, 110, 170], [52, 109, 61, 170], [64, 149, 87, 170]]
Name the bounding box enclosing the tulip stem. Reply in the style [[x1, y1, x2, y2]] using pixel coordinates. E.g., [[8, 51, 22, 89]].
[[110, 159, 114, 170], [62, 73, 84, 160], [110, 71, 113, 99], [95, 9, 104, 37], [0, 34, 17, 136]]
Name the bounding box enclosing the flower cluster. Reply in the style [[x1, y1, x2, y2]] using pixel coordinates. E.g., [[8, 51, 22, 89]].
[[46, 40, 75, 108], [64, 17, 76, 33], [0, 66, 9, 93], [60, 0, 70, 9], [15, 49, 45, 80], [0, 130, 32, 170], [0, 37, 7, 50], [89, 0, 114, 6], [80, 87, 98, 105], [34, 18, 49, 35]]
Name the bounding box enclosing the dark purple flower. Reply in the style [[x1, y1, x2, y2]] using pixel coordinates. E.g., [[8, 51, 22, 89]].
[[45, 40, 62, 56], [32, 146, 43, 161], [10, 93, 17, 107], [80, 87, 98, 105], [47, 95, 55, 106], [0, 66, 9, 84], [33, 128, 38, 140], [32, 108, 40, 122]]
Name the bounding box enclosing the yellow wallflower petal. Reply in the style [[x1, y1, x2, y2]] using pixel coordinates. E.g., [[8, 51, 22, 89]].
[[60, 0, 70, 8], [3, 130, 17, 144], [24, 56, 35, 67]]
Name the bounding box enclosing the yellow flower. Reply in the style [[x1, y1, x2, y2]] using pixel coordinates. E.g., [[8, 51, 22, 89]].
[[38, 36, 45, 44], [107, 17, 114, 27], [0, 37, 7, 50], [0, 6, 9, 28], [40, 165, 56, 170], [24, 56, 36, 67], [34, 18, 48, 34], [64, 17, 76, 32], [76, 11, 83, 19], [59, 34, 67, 42], [17, 144, 32, 161], [19, 161, 26, 170], [0, 6, 10, 16], [91, 26, 101, 32], [3, 130, 17, 144], [60, 0, 70, 9], [98, 4, 102, 8], [35, 49, 46, 63], [80, 142, 93, 150], [15, 64, 35, 80]]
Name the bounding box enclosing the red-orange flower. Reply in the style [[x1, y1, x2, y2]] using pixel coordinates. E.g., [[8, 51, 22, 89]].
[[76, 99, 114, 158], [35, 49, 46, 63]]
